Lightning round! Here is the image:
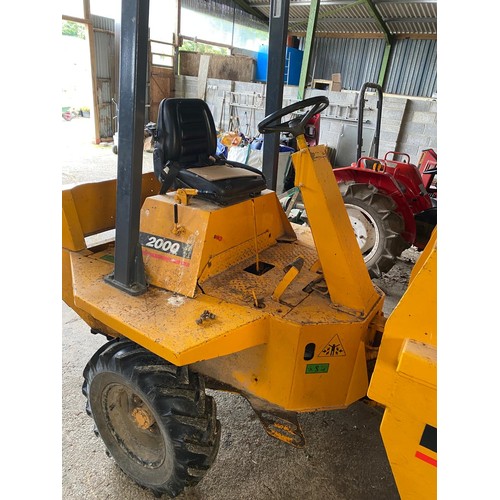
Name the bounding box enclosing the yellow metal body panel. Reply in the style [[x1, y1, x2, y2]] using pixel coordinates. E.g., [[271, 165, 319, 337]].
[[62, 173, 160, 252], [368, 228, 437, 499], [292, 145, 380, 316], [65, 229, 384, 411], [139, 191, 296, 297], [193, 323, 377, 412], [69, 251, 269, 365], [62, 172, 160, 310], [62, 140, 386, 413]]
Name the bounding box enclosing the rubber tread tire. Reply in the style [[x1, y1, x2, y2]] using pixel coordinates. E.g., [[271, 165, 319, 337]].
[[339, 182, 409, 278], [82, 338, 220, 498]]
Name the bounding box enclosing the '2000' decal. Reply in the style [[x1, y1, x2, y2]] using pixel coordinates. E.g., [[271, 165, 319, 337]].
[[140, 232, 193, 259]]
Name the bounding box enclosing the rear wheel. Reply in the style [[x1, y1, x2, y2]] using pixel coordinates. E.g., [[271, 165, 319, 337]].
[[82, 339, 220, 498], [339, 182, 408, 278]]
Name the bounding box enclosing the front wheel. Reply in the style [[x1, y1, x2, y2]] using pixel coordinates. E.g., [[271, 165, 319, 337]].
[[82, 339, 220, 498], [339, 182, 409, 278]]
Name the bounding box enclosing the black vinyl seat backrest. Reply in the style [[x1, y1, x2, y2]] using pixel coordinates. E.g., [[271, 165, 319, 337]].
[[156, 98, 217, 166], [153, 98, 267, 205]]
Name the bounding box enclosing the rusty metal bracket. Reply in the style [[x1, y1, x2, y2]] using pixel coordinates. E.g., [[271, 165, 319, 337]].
[[201, 376, 306, 448], [248, 397, 305, 448]]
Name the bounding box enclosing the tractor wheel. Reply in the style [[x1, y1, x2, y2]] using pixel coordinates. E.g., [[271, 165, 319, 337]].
[[82, 338, 220, 498], [339, 182, 408, 278]]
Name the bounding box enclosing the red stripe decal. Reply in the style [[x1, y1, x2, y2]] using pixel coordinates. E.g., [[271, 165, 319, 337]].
[[143, 249, 191, 267], [415, 450, 437, 467]]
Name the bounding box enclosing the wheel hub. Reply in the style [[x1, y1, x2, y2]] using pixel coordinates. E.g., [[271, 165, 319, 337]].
[[345, 204, 379, 260], [103, 383, 166, 467], [132, 406, 155, 430]]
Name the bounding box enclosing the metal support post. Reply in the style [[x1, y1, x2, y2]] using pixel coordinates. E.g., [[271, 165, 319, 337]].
[[262, 0, 290, 191], [297, 0, 320, 100], [105, 0, 150, 295]]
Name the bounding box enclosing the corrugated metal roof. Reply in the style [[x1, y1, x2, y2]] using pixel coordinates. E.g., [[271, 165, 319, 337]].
[[180, 0, 438, 97], [180, 0, 437, 37], [245, 0, 437, 36]]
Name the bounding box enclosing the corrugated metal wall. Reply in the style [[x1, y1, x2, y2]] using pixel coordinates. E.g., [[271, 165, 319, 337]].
[[311, 37, 437, 97], [92, 15, 115, 139], [311, 38, 386, 92], [385, 39, 437, 97]]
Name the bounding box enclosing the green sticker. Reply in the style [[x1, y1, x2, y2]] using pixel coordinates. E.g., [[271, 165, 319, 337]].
[[100, 254, 114, 263], [305, 363, 329, 374]]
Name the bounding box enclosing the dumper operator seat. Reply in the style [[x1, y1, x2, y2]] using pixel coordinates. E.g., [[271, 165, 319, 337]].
[[152, 98, 267, 205]]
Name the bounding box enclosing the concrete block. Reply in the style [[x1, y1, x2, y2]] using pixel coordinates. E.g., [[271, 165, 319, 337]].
[[380, 131, 399, 145], [411, 111, 437, 124], [424, 123, 437, 138], [232, 81, 245, 92], [381, 108, 406, 121], [208, 79, 232, 92], [380, 118, 403, 134], [404, 122, 426, 136], [379, 144, 399, 158], [383, 96, 407, 109], [408, 99, 433, 113], [426, 136, 438, 149], [407, 147, 421, 162], [400, 131, 427, 146]]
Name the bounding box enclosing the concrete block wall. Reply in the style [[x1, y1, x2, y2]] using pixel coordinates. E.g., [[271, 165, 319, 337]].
[[175, 76, 318, 138], [174, 75, 436, 164], [174, 75, 233, 130], [300, 88, 406, 164], [231, 81, 268, 136], [378, 96, 409, 158], [175, 76, 267, 138], [396, 97, 437, 163]]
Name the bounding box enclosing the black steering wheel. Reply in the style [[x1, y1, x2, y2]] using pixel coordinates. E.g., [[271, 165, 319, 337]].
[[258, 96, 329, 138]]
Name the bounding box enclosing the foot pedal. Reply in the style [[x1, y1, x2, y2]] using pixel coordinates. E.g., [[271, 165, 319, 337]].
[[248, 397, 305, 448]]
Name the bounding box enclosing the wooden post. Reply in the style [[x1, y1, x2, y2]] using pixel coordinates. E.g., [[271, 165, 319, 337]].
[[197, 55, 210, 100]]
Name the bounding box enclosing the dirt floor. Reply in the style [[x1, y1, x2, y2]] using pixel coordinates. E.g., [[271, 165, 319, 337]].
[[61, 116, 420, 499]]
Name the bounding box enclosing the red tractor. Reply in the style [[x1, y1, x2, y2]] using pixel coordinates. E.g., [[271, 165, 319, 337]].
[[334, 150, 436, 277], [417, 147, 437, 200], [333, 82, 436, 277], [281, 82, 437, 278]]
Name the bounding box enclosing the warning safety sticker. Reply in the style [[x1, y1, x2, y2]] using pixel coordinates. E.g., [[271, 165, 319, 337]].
[[318, 335, 346, 357]]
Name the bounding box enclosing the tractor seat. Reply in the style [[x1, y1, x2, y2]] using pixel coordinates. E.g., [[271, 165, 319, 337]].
[[153, 98, 267, 205]]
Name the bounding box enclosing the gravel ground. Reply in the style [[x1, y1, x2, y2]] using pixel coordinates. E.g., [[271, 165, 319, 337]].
[[61, 116, 411, 499]]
